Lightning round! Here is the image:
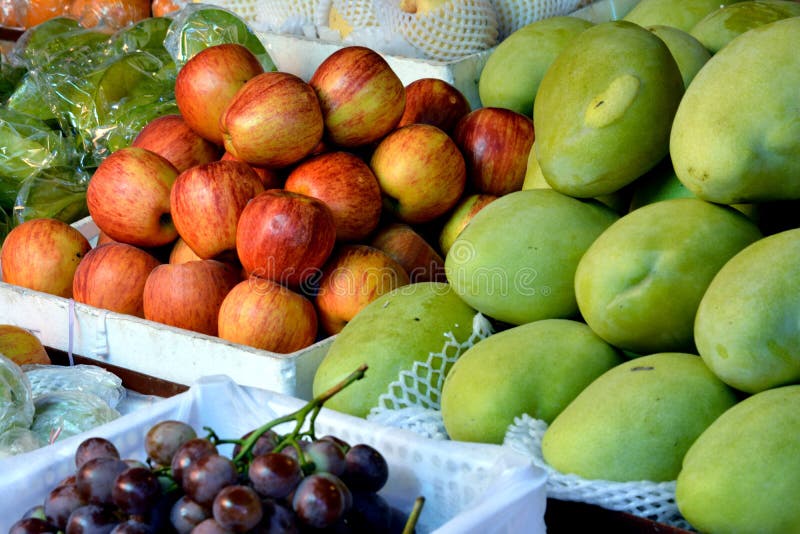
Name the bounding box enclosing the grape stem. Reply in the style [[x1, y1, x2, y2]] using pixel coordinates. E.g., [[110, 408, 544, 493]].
[[404, 496, 425, 534], [232, 363, 368, 466]]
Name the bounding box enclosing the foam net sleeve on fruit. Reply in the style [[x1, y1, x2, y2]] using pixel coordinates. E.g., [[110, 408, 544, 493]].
[[503, 415, 695, 530], [372, 0, 500, 61], [366, 312, 493, 440], [488, 0, 591, 39]]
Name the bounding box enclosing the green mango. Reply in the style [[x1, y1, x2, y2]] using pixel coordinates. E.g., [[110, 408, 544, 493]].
[[533, 21, 684, 198], [623, 0, 744, 32], [312, 282, 478, 418], [671, 16, 800, 204], [441, 319, 623, 444], [695, 229, 800, 393], [575, 198, 762, 354], [542, 352, 739, 482], [677, 385, 800, 534], [646, 25, 711, 88], [628, 157, 695, 210], [689, 0, 800, 53], [478, 16, 594, 117], [445, 188, 619, 325], [523, 142, 631, 214]]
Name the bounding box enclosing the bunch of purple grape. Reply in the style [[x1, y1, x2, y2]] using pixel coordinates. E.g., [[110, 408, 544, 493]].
[[9, 366, 418, 533]]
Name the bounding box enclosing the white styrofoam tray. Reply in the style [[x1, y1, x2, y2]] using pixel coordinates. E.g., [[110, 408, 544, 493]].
[[0, 375, 548, 533], [0, 217, 333, 399]]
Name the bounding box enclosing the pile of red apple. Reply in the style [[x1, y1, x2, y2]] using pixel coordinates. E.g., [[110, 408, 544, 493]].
[[0, 42, 535, 355]]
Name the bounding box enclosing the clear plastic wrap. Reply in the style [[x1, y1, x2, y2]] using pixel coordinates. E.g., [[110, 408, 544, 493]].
[[162, 3, 276, 69], [30, 390, 121, 444], [0, 425, 43, 457], [0, 353, 34, 435], [24, 363, 126, 409]]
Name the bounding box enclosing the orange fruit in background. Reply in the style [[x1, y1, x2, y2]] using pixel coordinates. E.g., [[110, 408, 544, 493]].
[[22, 0, 71, 28], [0, 0, 23, 28], [151, 0, 187, 17], [69, 0, 151, 30]]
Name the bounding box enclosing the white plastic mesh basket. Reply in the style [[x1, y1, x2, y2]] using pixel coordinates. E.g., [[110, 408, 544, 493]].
[[0, 375, 548, 534]]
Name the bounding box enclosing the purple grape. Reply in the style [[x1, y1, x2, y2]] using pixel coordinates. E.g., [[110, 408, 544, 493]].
[[8, 517, 58, 534], [292, 472, 351, 529], [232, 429, 280, 459], [170, 495, 210, 533], [111, 466, 162, 517], [256, 499, 298, 534], [44, 483, 87, 530], [306, 439, 346, 476], [182, 454, 238, 507], [75, 437, 120, 470], [248, 452, 303, 499], [318, 435, 350, 453], [76, 457, 130, 505], [341, 443, 389, 492], [212, 485, 263, 532], [191, 518, 233, 533], [22, 504, 47, 520], [64, 503, 118, 533], [109, 519, 151, 533], [341, 491, 393, 531], [145, 421, 197, 467], [170, 438, 217, 487]]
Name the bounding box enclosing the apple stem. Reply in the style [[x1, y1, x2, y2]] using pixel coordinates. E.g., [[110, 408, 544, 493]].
[[232, 363, 368, 465]]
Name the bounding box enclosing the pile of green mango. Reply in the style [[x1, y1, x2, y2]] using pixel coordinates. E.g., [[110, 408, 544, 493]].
[[0, 6, 274, 241], [315, 3, 800, 531]]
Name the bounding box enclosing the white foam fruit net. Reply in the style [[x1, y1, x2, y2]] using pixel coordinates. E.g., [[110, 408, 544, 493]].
[[366, 312, 695, 531], [490, 0, 590, 39], [503, 415, 695, 530], [373, 0, 499, 61]]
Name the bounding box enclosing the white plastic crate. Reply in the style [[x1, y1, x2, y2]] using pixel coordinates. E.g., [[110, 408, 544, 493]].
[[0, 217, 333, 399], [0, 375, 548, 533]]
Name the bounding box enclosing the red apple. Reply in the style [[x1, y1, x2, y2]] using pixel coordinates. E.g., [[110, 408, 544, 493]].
[[142, 259, 240, 336], [174, 43, 264, 145], [72, 242, 162, 318], [221, 72, 324, 168], [396, 78, 471, 135], [0, 325, 51, 366], [221, 151, 283, 189], [132, 114, 222, 172], [315, 244, 410, 335], [96, 230, 117, 247], [453, 107, 535, 196], [284, 151, 383, 242], [438, 193, 498, 255], [370, 124, 466, 224], [86, 146, 180, 248], [170, 159, 265, 261], [236, 189, 337, 287], [369, 222, 447, 283], [0, 218, 91, 298], [218, 277, 318, 353], [309, 46, 406, 148], [169, 237, 203, 264]]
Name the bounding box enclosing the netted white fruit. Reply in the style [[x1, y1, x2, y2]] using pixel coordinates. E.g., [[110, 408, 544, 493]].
[[490, 0, 589, 39], [326, 0, 381, 39], [374, 0, 499, 61], [246, 0, 324, 34]]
